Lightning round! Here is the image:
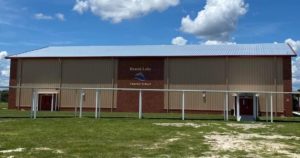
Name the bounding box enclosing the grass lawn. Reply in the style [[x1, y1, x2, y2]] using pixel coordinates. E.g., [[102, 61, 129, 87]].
[[0, 102, 300, 158]]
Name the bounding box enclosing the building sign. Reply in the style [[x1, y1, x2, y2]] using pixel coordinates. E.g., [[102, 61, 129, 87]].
[[117, 58, 165, 112], [134, 72, 146, 81], [129, 67, 152, 86], [117, 58, 164, 88]]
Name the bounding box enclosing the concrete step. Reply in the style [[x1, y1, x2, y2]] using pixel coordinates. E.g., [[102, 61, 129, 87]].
[[241, 115, 255, 121]]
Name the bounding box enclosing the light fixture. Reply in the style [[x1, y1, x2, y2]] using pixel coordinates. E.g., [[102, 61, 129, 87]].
[[202, 91, 206, 103]]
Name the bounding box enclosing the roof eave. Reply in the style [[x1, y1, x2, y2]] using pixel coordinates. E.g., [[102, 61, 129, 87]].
[[287, 43, 298, 56], [6, 54, 297, 59]]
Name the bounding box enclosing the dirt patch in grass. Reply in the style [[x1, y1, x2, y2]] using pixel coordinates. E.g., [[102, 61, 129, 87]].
[[144, 137, 181, 150], [226, 123, 269, 130], [153, 123, 209, 128], [144, 131, 192, 150], [0, 119, 14, 123], [33, 147, 64, 154], [204, 132, 300, 157], [0, 147, 64, 155], [0, 148, 25, 153]]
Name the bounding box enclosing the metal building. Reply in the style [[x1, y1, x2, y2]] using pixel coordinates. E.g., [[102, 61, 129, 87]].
[[7, 43, 296, 118]]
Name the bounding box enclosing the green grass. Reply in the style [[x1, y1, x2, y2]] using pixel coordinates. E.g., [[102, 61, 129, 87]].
[[0, 102, 7, 109], [0, 102, 300, 157]]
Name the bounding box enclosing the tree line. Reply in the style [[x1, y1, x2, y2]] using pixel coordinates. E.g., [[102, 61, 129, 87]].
[[0, 90, 8, 102]]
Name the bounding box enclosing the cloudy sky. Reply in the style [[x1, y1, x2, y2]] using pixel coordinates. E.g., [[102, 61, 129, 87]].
[[0, 0, 300, 88]]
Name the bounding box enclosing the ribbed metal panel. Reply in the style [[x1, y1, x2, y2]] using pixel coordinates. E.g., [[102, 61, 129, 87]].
[[165, 57, 284, 112], [165, 58, 227, 111], [228, 57, 284, 113], [228, 57, 274, 91], [18, 59, 60, 107], [19, 88, 33, 107], [21, 59, 60, 88], [60, 59, 115, 108]]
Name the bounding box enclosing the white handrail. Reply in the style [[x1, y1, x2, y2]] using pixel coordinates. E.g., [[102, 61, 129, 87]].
[[1, 86, 300, 94], [4, 85, 294, 123]]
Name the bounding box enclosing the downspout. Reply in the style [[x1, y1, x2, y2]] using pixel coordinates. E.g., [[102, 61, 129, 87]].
[[166, 57, 170, 113], [226, 57, 230, 115], [111, 57, 115, 112], [274, 56, 278, 117], [58, 58, 62, 110], [226, 57, 229, 91], [17, 59, 23, 110]]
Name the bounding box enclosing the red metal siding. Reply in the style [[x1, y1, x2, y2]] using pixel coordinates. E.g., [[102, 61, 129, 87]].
[[8, 59, 18, 109], [283, 57, 293, 116]]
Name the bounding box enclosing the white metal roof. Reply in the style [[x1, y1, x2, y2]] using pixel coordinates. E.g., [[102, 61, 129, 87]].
[[8, 43, 296, 58]]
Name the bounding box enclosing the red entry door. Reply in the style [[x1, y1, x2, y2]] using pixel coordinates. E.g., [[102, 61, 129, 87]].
[[240, 97, 253, 115], [39, 94, 55, 111]]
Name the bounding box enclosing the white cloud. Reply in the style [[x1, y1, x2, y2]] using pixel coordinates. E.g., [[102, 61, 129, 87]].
[[73, 0, 179, 23], [292, 57, 300, 89], [203, 40, 236, 45], [34, 13, 66, 21], [0, 51, 7, 59], [285, 38, 300, 53], [34, 13, 53, 20], [1, 65, 9, 78], [73, 0, 89, 14], [0, 51, 9, 86], [171, 36, 187, 45], [286, 38, 300, 89], [55, 13, 65, 21], [180, 0, 248, 42]]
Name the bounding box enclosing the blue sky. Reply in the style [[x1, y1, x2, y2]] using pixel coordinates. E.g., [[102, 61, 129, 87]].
[[0, 0, 299, 53], [0, 0, 300, 87]]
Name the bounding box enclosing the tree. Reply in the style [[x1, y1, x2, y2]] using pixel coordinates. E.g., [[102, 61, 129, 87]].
[[0, 90, 8, 102], [292, 89, 300, 111]]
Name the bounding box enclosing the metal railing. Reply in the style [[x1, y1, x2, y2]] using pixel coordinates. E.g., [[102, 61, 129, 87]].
[[1, 86, 299, 122]]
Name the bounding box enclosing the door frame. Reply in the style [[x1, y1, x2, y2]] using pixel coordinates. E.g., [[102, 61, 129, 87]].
[[37, 90, 59, 111], [235, 93, 258, 121]]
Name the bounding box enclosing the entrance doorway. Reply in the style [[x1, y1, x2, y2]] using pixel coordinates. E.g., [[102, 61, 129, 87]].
[[38, 94, 57, 111], [234, 93, 258, 121], [240, 96, 253, 115]]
